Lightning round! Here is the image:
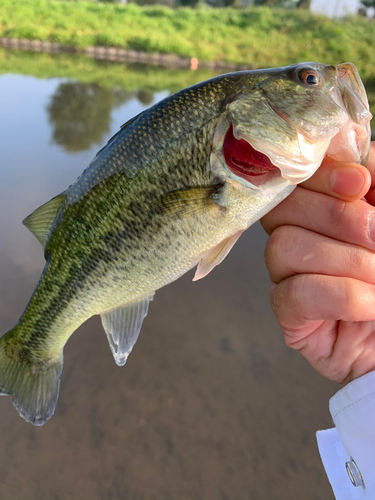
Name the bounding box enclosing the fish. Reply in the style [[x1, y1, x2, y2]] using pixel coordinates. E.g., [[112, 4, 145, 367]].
[[0, 62, 371, 426]]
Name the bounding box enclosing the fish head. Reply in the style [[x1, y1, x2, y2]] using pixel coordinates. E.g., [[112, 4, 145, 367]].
[[212, 62, 372, 193]]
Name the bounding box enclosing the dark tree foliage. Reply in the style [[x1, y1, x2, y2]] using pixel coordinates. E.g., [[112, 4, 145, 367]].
[[359, 0, 375, 17], [137, 89, 155, 105], [207, 0, 240, 6], [296, 0, 311, 8], [254, 0, 296, 8], [135, 0, 175, 6], [47, 82, 133, 152], [178, 0, 199, 6]]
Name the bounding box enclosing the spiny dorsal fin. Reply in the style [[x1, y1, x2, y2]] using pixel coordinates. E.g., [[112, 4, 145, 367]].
[[119, 112, 144, 131], [193, 231, 243, 281], [91, 111, 144, 162], [100, 292, 155, 367], [22, 192, 66, 248]]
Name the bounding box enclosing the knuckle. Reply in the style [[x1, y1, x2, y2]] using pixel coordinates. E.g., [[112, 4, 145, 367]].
[[289, 273, 309, 308], [265, 226, 299, 272], [271, 275, 311, 349], [347, 247, 363, 272], [264, 227, 284, 271], [283, 331, 303, 349], [260, 214, 274, 236], [271, 274, 303, 318], [342, 280, 355, 315], [328, 199, 370, 245], [342, 278, 362, 317], [328, 198, 347, 233]]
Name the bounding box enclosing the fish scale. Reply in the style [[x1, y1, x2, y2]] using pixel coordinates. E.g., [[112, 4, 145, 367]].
[[18, 121, 215, 349], [0, 63, 371, 425]]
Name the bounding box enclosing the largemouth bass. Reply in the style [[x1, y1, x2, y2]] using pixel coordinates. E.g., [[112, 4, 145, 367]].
[[0, 62, 371, 426]]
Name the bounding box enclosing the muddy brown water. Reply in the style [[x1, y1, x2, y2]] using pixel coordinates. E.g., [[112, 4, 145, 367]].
[[0, 73, 338, 500]]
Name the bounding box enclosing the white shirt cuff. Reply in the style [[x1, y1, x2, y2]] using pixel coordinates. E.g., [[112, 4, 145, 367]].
[[317, 371, 375, 500]]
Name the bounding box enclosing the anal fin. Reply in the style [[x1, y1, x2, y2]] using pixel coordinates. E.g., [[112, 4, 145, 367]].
[[100, 293, 155, 366], [193, 231, 243, 281]]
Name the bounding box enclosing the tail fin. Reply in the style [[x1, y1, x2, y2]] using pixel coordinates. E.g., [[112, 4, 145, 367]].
[[0, 330, 63, 426]]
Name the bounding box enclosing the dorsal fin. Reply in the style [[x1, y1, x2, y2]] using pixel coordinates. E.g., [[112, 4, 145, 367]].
[[22, 192, 66, 248], [91, 111, 144, 163]]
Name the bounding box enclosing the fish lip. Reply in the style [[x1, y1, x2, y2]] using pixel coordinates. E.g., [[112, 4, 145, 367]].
[[325, 63, 372, 166], [336, 63, 372, 127], [266, 73, 372, 169]]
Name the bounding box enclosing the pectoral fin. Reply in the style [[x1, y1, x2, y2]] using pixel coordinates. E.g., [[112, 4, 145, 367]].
[[100, 293, 155, 366], [157, 183, 224, 218], [22, 192, 66, 248], [193, 231, 243, 281]]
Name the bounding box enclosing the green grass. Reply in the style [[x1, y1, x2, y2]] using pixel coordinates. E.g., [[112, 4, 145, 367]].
[[0, 0, 375, 80]]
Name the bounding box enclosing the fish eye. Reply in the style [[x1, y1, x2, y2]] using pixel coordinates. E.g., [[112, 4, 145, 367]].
[[298, 69, 320, 86]]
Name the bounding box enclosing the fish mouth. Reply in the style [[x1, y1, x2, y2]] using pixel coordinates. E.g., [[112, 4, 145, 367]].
[[222, 124, 280, 188]]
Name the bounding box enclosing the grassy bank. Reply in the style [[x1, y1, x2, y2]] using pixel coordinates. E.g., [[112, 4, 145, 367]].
[[0, 0, 375, 79]]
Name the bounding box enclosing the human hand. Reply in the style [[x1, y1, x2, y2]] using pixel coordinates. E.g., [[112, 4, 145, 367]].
[[261, 142, 375, 385]]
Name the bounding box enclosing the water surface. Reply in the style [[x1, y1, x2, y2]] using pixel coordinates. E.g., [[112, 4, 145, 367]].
[[0, 57, 350, 500]]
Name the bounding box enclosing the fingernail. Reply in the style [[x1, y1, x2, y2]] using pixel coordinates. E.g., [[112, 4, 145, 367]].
[[369, 213, 375, 242], [330, 167, 365, 197]]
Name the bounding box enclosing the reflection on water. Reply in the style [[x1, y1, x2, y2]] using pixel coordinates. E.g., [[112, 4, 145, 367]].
[[42, 61, 374, 154], [47, 83, 136, 151], [137, 88, 155, 106], [0, 54, 367, 500]]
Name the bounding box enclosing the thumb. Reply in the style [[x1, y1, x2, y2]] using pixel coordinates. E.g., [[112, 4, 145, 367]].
[[301, 159, 370, 202]]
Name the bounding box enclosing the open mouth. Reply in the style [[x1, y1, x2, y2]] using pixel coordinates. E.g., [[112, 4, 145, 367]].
[[223, 124, 280, 186]]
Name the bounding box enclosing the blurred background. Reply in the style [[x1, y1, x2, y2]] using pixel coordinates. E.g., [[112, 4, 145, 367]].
[[0, 1, 374, 499]]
